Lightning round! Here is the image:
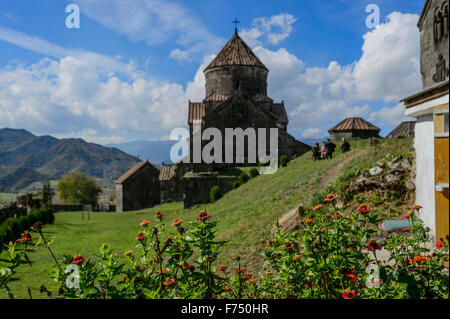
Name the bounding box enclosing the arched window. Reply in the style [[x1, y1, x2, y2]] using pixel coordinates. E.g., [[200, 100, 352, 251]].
[[443, 2, 449, 36], [434, 8, 441, 43]]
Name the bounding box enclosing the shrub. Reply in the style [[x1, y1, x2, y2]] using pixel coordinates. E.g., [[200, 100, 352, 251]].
[[0, 208, 55, 251], [249, 167, 260, 178], [210, 186, 223, 203], [1, 202, 448, 299], [239, 172, 250, 184], [280, 155, 289, 167], [232, 181, 241, 190]]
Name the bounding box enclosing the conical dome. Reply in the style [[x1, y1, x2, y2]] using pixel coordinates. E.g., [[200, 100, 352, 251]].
[[205, 31, 268, 71], [204, 31, 269, 100]]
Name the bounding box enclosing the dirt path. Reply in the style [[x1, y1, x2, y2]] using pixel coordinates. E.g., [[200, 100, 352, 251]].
[[318, 148, 371, 190]]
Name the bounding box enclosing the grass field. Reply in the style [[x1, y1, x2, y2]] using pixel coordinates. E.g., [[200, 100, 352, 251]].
[[0, 138, 413, 298]]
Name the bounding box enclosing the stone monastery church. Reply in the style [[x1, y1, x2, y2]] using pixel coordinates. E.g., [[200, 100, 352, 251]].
[[116, 29, 310, 211]]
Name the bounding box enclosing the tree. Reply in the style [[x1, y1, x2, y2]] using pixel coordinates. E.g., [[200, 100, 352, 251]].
[[41, 180, 52, 209], [56, 172, 102, 206]]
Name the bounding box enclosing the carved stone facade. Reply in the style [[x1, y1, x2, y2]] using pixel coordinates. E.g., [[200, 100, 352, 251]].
[[420, 0, 449, 88]]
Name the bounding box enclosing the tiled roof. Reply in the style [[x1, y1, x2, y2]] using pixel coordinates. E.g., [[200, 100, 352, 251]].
[[386, 121, 415, 138], [328, 117, 381, 132], [267, 103, 288, 124], [204, 92, 228, 103], [417, 0, 431, 28], [115, 161, 152, 184], [188, 100, 289, 125], [159, 164, 177, 181], [188, 102, 206, 125], [205, 31, 268, 71]]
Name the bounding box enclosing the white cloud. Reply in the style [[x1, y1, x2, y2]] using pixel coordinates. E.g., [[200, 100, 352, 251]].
[[301, 128, 324, 138], [353, 12, 421, 102], [241, 13, 297, 46], [0, 55, 188, 140], [369, 103, 415, 126], [73, 0, 224, 62]]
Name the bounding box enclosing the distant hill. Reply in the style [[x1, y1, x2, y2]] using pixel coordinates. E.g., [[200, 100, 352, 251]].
[[299, 137, 329, 147], [0, 128, 141, 192], [107, 140, 178, 167]]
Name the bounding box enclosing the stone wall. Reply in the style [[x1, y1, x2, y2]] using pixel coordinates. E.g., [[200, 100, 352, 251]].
[[205, 65, 268, 102], [183, 173, 238, 209], [189, 94, 310, 170], [420, 0, 449, 89], [116, 164, 160, 212], [330, 130, 380, 141], [160, 163, 191, 204]]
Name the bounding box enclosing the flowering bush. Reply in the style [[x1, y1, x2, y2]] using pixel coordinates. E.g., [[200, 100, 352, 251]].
[[1, 196, 448, 299], [262, 196, 448, 299]]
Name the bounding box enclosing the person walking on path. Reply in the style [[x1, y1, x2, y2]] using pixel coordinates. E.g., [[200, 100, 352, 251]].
[[341, 138, 350, 153], [320, 141, 327, 159], [312, 143, 321, 162], [325, 139, 336, 160]]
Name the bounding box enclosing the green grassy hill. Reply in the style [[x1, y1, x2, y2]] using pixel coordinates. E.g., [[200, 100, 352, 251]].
[[0, 138, 413, 298]]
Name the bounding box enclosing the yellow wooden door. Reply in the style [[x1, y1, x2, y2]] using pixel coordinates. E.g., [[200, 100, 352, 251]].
[[434, 106, 449, 244], [435, 137, 449, 243]]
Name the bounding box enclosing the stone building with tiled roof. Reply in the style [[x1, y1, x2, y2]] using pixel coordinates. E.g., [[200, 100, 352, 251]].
[[386, 121, 416, 138], [179, 29, 311, 208], [115, 161, 160, 212], [328, 117, 381, 140], [186, 29, 310, 171]]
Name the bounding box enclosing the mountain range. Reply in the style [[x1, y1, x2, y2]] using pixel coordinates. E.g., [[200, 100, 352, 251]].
[[0, 128, 140, 192]]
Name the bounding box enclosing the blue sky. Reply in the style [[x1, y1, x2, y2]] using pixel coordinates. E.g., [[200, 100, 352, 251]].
[[0, 0, 425, 144]]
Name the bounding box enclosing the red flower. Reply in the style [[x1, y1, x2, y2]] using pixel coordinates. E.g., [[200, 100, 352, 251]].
[[403, 210, 414, 219], [72, 254, 87, 264], [196, 210, 212, 221], [155, 212, 165, 219], [342, 290, 356, 299], [357, 204, 370, 214], [244, 273, 252, 279], [182, 264, 193, 270], [140, 220, 150, 226], [123, 275, 129, 282], [345, 274, 358, 282], [135, 231, 147, 241], [335, 212, 343, 219], [348, 247, 357, 251], [16, 231, 35, 242], [436, 241, 444, 249], [292, 254, 302, 261], [366, 238, 382, 251], [234, 268, 244, 274], [324, 193, 338, 202], [304, 218, 314, 224], [163, 278, 175, 286], [171, 218, 182, 226], [248, 280, 257, 285], [412, 205, 423, 210], [219, 265, 227, 271], [312, 204, 323, 211], [284, 242, 295, 250]]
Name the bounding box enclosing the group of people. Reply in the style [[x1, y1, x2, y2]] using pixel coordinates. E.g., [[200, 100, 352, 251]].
[[312, 138, 350, 162]]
